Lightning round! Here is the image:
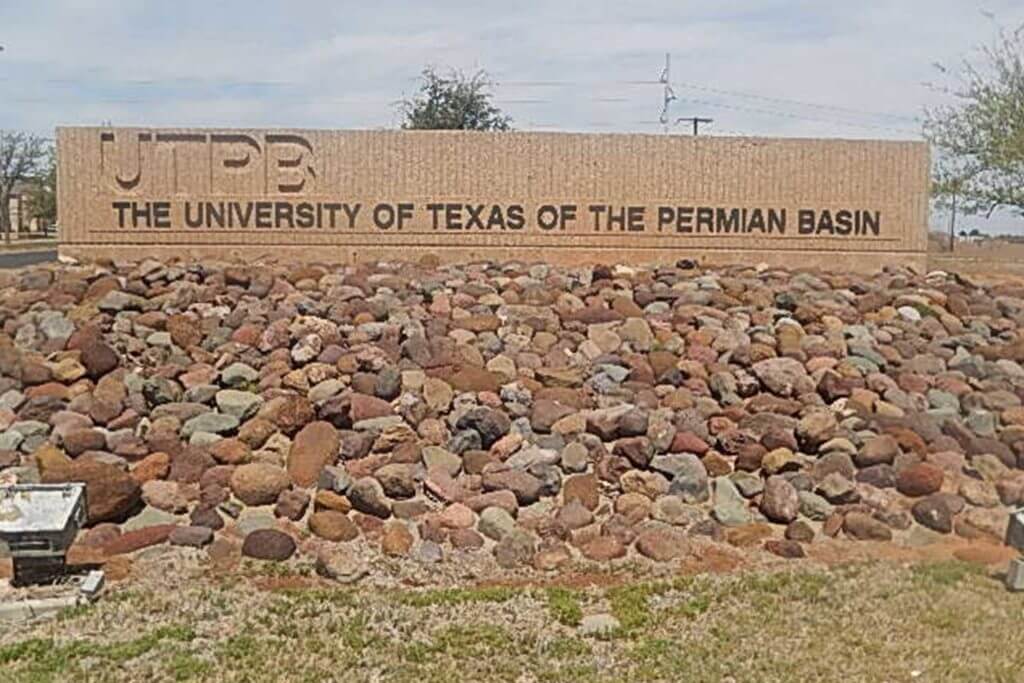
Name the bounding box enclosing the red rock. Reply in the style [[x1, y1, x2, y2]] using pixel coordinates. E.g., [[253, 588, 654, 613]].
[[896, 463, 944, 497], [765, 539, 805, 559], [463, 490, 518, 515], [580, 535, 627, 561], [130, 452, 171, 484], [41, 459, 141, 524], [168, 447, 214, 484], [210, 438, 251, 465], [482, 467, 543, 505], [79, 339, 119, 379], [102, 524, 176, 555], [288, 421, 340, 487], [260, 395, 315, 435], [670, 431, 711, 455], [635, 528, 686, 562], [349, 393, 393, 422]]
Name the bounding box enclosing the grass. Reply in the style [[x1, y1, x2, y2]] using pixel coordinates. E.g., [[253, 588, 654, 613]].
[[545, 587, 583, 627], [2, 561, 1022, 682]]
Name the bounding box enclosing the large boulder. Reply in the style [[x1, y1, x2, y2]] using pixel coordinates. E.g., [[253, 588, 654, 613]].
[[41, 459, 141, 525]]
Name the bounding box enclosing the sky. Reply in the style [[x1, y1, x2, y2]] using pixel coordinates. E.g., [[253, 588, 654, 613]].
[[2, 0, 1023, 232]]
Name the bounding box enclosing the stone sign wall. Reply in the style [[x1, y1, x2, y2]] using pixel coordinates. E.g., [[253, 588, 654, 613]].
[[57, 127, 929, 271]]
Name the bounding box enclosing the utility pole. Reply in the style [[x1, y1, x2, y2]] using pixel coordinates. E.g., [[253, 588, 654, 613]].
[[658, 53, 676, 134], [676, 117, 714, 135], [948, 189, 958, 252]]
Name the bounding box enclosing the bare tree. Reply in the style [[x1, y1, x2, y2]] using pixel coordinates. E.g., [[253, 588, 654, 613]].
[[0, 131, 49, 244]]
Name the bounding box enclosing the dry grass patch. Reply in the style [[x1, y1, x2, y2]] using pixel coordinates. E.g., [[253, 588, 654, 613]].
[[1, 560, 1021, 682]]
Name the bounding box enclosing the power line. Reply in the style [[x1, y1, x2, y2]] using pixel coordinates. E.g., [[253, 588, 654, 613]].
[[671, 95, 921, 135], [671, 80, 919, 122]]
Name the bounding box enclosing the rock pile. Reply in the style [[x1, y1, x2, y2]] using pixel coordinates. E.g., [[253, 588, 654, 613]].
[[1, 258, 1023, 573]]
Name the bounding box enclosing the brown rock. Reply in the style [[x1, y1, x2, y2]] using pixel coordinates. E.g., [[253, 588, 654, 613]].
[[260, 395, 316, 435], [42, 459, 141, 524], [855, 434, 899, 467], [765, 539, 805, 559], [760, 475, 799, 523], [349, 393, 393, 422], [63, 428, 107, 457], [130, 452, 170, 484], [562, 473, 599, 511], [447, 366, 501, 393], [635, 527, 686, 562], [580, 535, 627, 561], [79, 339, 119, 379], [288, 421, 340, 487], [482, 467, 543, 505], [785, 520, 815, 543], [242, 529, 296, 561], [274, 488, 310, 520], [381, 521, 414, 556], [167, 314, 202, 349], [450, 528, 485, 550], [309, 510, 359, 541], [103, 524, 176, 555], [211, 438, 251, 465], [314, 489, 352, 513], [843, 512, 892, 541], [230, 463, 290, 506], [896, 462, 944, 497]]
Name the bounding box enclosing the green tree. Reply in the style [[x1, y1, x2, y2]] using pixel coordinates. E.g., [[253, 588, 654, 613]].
[[924, 23, 1024, 217], [0, 131, 49, 244], [25, 146, 57, 230], [400, 67, 512, 131]]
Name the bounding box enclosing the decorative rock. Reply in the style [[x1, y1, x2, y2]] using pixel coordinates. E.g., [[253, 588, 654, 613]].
[[896, 463, 944, 497], [712, 477, 751, 527], [288, 421, 340, 487], [229, 463, 289, 506], [241, 529, 296, 561], [169, 526, 214, 547], [309, 510, 359, 541], [760, 476, 799, 523], [348, 477, 392, 518], [843, 512, 892, 541]]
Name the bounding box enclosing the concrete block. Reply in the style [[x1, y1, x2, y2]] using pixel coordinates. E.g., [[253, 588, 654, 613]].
[[1007, 557, 1024, 592]]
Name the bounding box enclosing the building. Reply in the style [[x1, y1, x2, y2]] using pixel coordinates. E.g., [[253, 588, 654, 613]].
[[6, 180, 49, 236]]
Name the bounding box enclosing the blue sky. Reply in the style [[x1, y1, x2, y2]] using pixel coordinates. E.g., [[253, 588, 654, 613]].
[[2, 0, 1023, 231]]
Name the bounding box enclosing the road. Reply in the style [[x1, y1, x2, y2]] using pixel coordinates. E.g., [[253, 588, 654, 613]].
[[0, 249, 58, 269]]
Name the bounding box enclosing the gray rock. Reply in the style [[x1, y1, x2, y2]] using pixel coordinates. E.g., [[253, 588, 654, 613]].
[[215, 390, 263, 419], [478, 506, 516, 541], [798, 490, 834, 521], [220, 362, 259, 388], [666, 455, 709, 504], [712, 477, 751, 526]]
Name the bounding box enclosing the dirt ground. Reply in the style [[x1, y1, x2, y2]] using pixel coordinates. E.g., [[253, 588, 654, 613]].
[[929, 241, 1024, 282]]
